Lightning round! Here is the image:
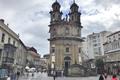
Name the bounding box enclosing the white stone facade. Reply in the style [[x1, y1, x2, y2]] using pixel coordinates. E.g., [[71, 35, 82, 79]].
[[0, 20, 19, 47], [26, 47, 41, 69], [49, 1, 83, 72], [103, 31, 120, 74], [0, 19, 19, 66], [14, 40, 27, 73], [86, 31, 111, 59], [0, 19, 27, 74], [104, 31, 120, 62], [81, 38, 89, 61]]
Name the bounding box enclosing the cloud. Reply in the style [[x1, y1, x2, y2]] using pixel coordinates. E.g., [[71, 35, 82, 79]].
[[0, 0, 120, 56], [93, 0, 120, 8], [82, 21, 106, 37]]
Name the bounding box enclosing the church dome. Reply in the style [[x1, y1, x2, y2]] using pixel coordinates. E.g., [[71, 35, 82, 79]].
[[52, 0, 60, 8], [70, 3, 79, 9]]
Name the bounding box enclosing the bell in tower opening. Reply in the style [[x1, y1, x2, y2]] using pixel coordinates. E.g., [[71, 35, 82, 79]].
[[69, 0, 81, 23], [49, 0, 62, 23]]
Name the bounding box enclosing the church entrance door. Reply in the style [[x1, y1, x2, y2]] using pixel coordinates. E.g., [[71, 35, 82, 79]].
[[64, 56, 71, 76]]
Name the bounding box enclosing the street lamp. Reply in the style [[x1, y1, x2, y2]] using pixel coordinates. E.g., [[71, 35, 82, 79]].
[[52, 62, 55, 74], [52, 62, 56, 80]]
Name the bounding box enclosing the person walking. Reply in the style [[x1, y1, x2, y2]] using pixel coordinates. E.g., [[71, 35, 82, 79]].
[[16, 71, 20, 80], [7, 75, 11, 80], [99, 72, 109, 80], [104, 73, 108, 80], [99, 74, 104, 80], [32, 72, 34, 77], [53, 71, 56, 80], [11, 73, 16, 80], [111, 74, 118, 80]]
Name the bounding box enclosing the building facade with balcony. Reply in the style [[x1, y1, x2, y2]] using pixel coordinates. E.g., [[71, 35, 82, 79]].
[[86, 31, 111, 59], [0, 19, 19, 74], [0, 19, 28, 75], [26, 47, 41, 70], [14, 40, 27, 74], [103, 31, 120, 74]]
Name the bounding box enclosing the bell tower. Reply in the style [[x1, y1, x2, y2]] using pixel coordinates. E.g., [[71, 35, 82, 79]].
[[50, 0, 62, 24], [69, 1, 81, 23], [49, 0, 84, 76]]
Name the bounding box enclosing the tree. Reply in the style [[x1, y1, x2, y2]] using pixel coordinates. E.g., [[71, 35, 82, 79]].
[[95, 59, 104, 74]]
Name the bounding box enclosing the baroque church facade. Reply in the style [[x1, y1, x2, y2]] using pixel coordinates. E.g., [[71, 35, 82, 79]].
[[48, 0, 83, 74]]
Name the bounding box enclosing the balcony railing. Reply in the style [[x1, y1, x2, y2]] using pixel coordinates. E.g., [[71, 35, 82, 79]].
[[2, 57, 14, 64]]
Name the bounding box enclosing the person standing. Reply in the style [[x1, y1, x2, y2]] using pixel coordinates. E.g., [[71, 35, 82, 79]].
[[61, 70, 63, 77], [32, 72, 34, 77]]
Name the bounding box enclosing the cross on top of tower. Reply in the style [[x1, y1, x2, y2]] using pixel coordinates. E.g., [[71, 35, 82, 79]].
[[52, 0, 60, 9], [73, 0, 75, 3], [70, 0, 78, 9]]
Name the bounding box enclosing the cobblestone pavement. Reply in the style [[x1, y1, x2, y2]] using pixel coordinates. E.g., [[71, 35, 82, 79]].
[[19, 72, 119, 80]]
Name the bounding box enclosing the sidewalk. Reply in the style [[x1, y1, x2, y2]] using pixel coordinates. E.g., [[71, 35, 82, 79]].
[[18, 73, 120, 80], [18, 72, 35, 80], [18, 72, 46, 80], [106, 75, 120, 80]]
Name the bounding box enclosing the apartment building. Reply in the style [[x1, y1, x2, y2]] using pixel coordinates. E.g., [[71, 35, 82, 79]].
[[86, 31, 111, 59], [103, 31, 120, 74], [0, 19, 27, 74]]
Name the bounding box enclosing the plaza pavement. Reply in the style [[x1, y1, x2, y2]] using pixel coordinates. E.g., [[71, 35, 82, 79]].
[[19, 72, 119, 80]]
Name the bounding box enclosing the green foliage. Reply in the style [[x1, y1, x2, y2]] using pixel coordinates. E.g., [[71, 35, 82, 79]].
[[95, 59, 104, 68]]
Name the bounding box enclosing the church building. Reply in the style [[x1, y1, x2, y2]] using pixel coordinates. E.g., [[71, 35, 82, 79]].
[[48, 0, 83, 75]]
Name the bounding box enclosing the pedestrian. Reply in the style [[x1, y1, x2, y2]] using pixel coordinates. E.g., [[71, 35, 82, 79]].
[[16, 71, 20, 80], [7, 75, 11, 80], [11, 73, 16, 80], [99, 74, 104, 80], [53, 71, 56, 80], [27, 72, 29, 77], [61, 70, 63, 77], [104, 73, 108, 80], [32, 73, 34, 77], [111, 74, 118, 80]]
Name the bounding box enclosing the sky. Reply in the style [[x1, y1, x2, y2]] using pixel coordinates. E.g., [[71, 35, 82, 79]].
[[0, 0, 120, 56]]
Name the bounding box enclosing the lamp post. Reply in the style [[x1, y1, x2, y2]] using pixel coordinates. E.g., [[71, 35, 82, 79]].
[[52, 61, 56, 80]]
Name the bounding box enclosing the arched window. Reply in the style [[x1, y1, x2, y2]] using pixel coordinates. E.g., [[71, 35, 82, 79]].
[[52, 28, 56, 37], [8, 37, 11, 44], [52, 14, 55, 21], [77, 29, 79, 35], [79, 48, 81, 53], [51, 47, 55, 53], [55, 6, 57, 10], [66, 47, 69, 52], [65, 27, 69, 35], [1, 33, 5, 42]]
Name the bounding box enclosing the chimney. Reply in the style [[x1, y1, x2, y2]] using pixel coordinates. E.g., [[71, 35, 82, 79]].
[[0, 19, 4, 23]]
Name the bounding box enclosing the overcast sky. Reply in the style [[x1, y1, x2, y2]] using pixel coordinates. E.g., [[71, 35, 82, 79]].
[[0, 0, 120, 56]]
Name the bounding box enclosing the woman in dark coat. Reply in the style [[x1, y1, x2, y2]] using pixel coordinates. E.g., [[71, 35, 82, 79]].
[[99, 74, 104, 80]]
